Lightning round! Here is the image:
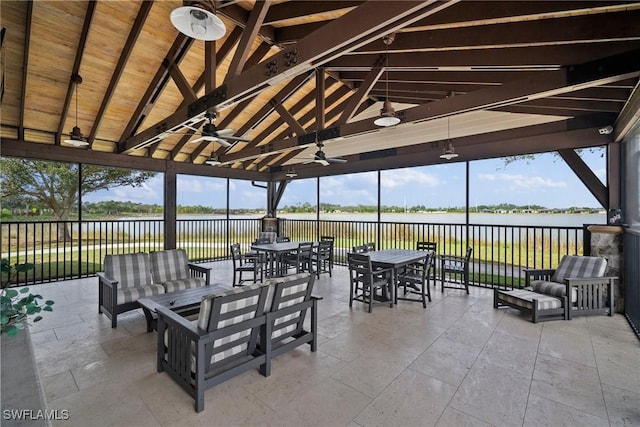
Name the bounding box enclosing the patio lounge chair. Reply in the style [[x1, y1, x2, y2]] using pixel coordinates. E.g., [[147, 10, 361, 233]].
[[494, 255, 615, 322]]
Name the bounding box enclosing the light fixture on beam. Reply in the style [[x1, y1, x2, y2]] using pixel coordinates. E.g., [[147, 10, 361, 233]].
[[285, 167, 297, 178], [64, 74, 89, 147], [170, 2, 226, 41], [205, 154, 221, 166]]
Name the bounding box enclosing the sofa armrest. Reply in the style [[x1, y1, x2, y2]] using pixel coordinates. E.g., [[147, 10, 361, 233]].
[[97, 271, 118, 288], [188, 263, 212, 285], [564, 276, 616, 318], [524, 268, 556, 286]]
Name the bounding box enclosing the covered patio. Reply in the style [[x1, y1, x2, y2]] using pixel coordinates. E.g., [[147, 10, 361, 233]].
[[28, 262, 640, 426], [1, 1, 640, 425]]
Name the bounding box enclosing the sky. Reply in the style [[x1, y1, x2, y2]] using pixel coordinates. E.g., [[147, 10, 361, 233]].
[[83, 149, 607, 210]]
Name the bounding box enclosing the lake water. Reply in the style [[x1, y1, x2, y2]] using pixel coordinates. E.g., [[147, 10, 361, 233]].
[[169, 212, 606, 228]]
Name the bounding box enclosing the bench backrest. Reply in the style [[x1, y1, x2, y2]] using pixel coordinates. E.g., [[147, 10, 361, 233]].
[[263, 272, 315, 342], [103, 253, 153, 288], [197, 282, 268, 369], [551, 255, 607, 283], [150, 249, 189, 283]]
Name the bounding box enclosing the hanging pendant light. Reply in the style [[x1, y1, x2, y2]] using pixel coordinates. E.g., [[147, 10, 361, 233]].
[[170, 1, 226, 41], [440, 117, 459, 160], [374, 33, 400, 127], [64, 74, 89, 147]]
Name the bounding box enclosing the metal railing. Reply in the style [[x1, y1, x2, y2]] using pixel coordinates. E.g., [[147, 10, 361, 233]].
[[2, 217, 583, 289]]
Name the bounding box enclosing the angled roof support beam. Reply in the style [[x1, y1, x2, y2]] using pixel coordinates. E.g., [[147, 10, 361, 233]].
[[557, 148, 608, 208], [614, 79, 640, 142], [216, 3, 276, 44], [224, 0, 272, 81], [273, 180, 288, 209], [271, 100, 305, 135], [56, 0, 95, 144], [122, 0, 459, 153], [169, 62, 198, 103], [118, 34, 193, 143], [337, 55, 385, 124], [88, 1, 152, 147], [18, 0, 33, 141]]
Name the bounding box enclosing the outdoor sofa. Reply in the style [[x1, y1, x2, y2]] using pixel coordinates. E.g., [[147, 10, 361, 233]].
[[156, 272, 320, 412], [98, 249, 211, 327], [494, 255, 615, 323]]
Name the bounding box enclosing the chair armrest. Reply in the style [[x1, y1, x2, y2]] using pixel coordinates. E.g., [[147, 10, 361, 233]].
[[311, 295, 323, 301], [97, 272, 118, 289], [524, 268, 555, 286], [565, 276, 617, 285], [188, 263, 212, 284], [156, 306, 202, 339]]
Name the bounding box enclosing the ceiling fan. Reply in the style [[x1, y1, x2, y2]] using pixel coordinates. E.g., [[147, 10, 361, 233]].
[[159, 111, 250, 147], [304, 141, 346, 166]]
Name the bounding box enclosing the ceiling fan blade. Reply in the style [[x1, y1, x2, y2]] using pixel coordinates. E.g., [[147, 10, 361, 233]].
[[190, 136, 215, 144], [216, 128, 236, 136], [327, 157, 347, 164], [319, 159, 330, 166], [183, 125, 201, 132], [220, 135, 251, 142]]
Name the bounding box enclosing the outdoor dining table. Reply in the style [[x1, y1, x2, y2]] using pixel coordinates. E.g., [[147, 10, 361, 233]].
[[251, 241, 315, 277], [366, 249, 431, 303]]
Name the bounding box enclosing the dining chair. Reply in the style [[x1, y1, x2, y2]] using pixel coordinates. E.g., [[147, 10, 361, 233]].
[[364, 242, 376, 252], [352, 244, 367, 253], [276, 236, 291, 242], [416, 241, 437, 285], [230, 243, 263, 286], [282, 242, 314, 275], [395, 253, 432, 308], [347, 252, 393, 313], [312, 240, 332, 278], [440, 246, 473, 294], [320, 236, 335, 269]]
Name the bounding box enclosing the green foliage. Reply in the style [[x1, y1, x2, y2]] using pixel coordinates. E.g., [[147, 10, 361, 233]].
[[0, 259, 54, 337], [0, 158, 155, 221]]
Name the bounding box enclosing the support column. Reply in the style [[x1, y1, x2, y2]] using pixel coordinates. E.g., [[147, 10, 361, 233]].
[[587, 225, 624, 313], [164, 162, 177, 249]]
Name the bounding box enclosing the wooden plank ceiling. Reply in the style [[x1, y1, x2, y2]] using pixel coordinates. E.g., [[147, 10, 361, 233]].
[[1, 0, 640, 181]]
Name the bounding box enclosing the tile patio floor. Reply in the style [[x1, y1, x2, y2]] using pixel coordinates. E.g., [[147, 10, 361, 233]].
[[26, 261, 640, 427]]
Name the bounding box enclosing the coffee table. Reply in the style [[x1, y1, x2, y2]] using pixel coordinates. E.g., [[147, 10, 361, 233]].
[[138, 284, 227, 332]]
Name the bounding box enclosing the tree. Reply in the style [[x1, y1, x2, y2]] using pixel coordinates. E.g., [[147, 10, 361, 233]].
[[0, 158, 155, 239]]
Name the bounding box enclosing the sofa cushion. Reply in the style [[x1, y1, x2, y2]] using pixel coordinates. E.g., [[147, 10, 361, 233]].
[[498, 289, 563, 311], [117, 284, 165, 303], [104, 253, 153, 289], [163, 277, 206, 293], [150, 249, 189, 284], [551, 255, 607, 283], [531, 280, 566, 297]]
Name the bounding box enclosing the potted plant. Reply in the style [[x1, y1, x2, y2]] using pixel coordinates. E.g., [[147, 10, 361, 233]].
[[0, 259, 54, 337]]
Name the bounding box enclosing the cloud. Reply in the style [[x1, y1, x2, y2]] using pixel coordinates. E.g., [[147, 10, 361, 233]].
[[381, 169, 440, 188], [478, 172, 566, 191]]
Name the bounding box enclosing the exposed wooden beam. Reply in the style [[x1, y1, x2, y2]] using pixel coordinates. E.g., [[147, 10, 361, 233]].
[[608, 142, 621, 209], [190, 27, 243, 95], [316, 68, 326, 129], [225, 0, 271, 81], [88, 1, 152, 147], [204, 40, 216, 92], [224, 48, 640, 163], [263, 1, 362, 26], [271, 119, 614, 180], [327, 42, 640, 71], [216, 3, 276, 44], [0, 138, 267, 180], [355, 10, 640, 54], [558, 148, 608, 208], [614, 79, 640, 141], [168, 62, 198, 103], [338, 55, 385, 124], [56, 0, 95, 143], [121, 0, 459, 153], [19, 0, 33, 141], [272, 100, 305, 135], [338, 70, 521, 85], [118, 34, 193, 142]]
